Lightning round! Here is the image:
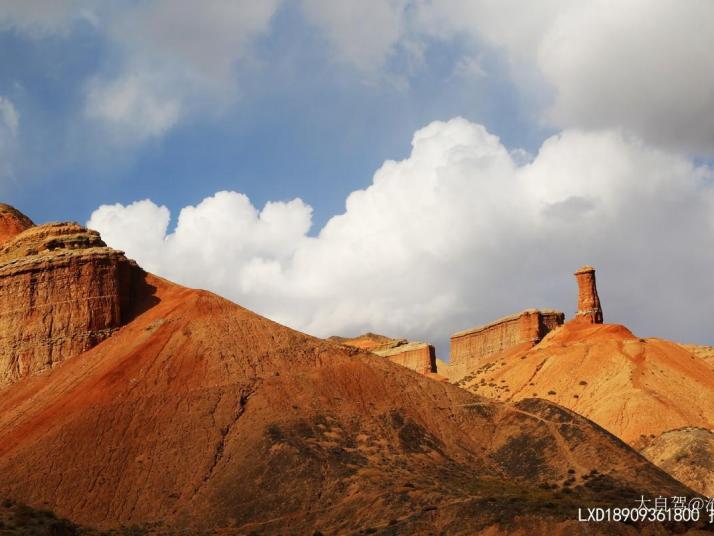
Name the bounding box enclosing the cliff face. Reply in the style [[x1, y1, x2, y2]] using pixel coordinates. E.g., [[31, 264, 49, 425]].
[[373, 341, 437, 374], [450, 309, 564, 371], [0, 216, 151, 386]]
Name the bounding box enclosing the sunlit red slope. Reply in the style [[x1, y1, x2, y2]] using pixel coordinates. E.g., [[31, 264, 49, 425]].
[[457, 321, 714, 446]]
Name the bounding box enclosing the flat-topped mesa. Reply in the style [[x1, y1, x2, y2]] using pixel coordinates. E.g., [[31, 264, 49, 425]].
[[573, 265, 603, 324], [330, 333, 437, 375], [0, 207, 151, 386], [372, 341, 437, 375], [450, 308, 564, 369]]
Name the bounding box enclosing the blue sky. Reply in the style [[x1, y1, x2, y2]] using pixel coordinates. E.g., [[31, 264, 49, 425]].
[[1, 1, 713, 352], [0, 3, 552, 230]]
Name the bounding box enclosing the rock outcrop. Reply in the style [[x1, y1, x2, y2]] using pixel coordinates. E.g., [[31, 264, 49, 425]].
[[0, 203, 34, 246], [331, 333, 437, 375], [449, 309, 564, 373], [573, 265, 603, 324], [0, 210, 151, 386], [372, 341, 436, 374]]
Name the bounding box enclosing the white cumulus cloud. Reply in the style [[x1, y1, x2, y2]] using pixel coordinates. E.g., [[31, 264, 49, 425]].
[[88, 118, 714, 354]]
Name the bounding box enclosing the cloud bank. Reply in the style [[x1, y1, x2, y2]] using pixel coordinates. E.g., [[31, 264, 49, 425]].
[[278, 0, 714, 154], [0, 0, 91, 35], [89, 118, 714, 353], [83, 0, 282, 142], [5, 1, 712, 154]]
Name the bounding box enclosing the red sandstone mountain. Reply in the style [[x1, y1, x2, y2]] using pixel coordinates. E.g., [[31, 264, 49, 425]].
[[450, 267, 714, 496], [0, 207, 704, 534]]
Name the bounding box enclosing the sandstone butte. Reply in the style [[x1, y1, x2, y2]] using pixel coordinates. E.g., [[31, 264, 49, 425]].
[[448, 266, 714, 496], [0, 205, 704, 535], [0, 206, 149, 387], [329, 332, 443, 378]]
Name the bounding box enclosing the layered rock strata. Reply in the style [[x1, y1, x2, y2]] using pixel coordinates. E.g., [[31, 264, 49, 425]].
[[450, 308, 564, 370], [0, 213, 149, 385]]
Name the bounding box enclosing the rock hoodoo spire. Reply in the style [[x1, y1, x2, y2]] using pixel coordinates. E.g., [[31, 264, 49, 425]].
[[574, 265, 603, 324]]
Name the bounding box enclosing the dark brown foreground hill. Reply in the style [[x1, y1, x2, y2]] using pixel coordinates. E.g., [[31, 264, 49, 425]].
[[0, 207, 706, 535]]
